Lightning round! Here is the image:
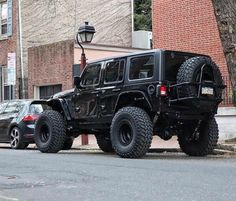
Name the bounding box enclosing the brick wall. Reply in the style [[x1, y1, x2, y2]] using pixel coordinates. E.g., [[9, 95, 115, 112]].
[[0, 0, 17, 64], [22, 0, 132, 91], [0, 0, 19, 97], [152, 0, 229, 79], [28, 40, 74, 98]]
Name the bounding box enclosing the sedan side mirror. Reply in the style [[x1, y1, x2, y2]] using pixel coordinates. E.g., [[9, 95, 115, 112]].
[[74, 76, 81, 88]]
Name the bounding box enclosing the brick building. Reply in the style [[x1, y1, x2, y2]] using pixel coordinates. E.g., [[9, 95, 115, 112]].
[[22, 0, 133, 98], [0, 0, 19, 101], [152, 0, 233, 105]]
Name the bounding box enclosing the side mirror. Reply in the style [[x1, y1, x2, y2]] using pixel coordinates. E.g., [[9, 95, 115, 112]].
[[74, 76, 81, 88]]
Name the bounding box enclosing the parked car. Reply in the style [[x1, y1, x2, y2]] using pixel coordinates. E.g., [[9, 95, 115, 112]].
[[0, 99, 49, 149]]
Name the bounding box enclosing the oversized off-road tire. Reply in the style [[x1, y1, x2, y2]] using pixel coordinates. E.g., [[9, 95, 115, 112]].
[[178, 118, 219, 156], [34, 110, 66, 153], [62, 137, 74, 150], [10, 127, 29, 149], [111, 107, 153, 158], [177, 56, 223, 99], [95, 134, 114, 153]]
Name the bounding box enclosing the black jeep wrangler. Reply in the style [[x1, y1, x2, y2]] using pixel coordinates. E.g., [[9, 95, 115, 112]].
[[34, 49, 224, 158]]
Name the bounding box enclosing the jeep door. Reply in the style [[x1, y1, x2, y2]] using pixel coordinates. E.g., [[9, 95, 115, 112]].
[[73, 62, 102, 122], [98, 59, 125, 122]]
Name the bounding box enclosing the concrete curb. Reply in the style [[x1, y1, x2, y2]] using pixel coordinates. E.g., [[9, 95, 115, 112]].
[[73, 146, 236, 155], [217, 144, 236, 152]]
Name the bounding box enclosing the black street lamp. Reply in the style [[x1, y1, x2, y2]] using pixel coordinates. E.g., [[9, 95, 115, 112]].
[[76, 22, 95, 145], [76, 22, 96, 69]]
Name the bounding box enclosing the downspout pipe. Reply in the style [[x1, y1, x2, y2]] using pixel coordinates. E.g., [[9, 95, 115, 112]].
[[18, 0, 25, 99]]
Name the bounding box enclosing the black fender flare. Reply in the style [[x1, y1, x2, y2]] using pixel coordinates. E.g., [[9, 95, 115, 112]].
[[47, 98, 73, 121], [114, 90, 152, 113]]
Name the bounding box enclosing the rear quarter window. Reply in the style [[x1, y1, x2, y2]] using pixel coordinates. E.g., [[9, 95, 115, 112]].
[[29, 103, 51, 114], [129, 55, 154, 80]]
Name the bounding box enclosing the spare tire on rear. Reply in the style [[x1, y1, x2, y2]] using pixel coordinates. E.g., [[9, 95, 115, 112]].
[[176, 56, 224, 100]]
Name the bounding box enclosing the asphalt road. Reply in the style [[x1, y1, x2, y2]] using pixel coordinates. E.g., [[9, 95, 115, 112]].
[[0, 148, 235, 201]]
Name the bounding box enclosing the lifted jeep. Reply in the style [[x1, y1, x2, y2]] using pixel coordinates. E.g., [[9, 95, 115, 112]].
[[34, 49, 225, 158]]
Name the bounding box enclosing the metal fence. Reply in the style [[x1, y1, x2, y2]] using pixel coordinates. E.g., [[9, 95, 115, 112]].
[[221, 76, 234, 106]]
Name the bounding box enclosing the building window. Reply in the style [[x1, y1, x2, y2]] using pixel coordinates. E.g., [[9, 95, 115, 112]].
[[39, 84, 62, 99], [0, 66, 15, 101], [0, 1, 7, 36]]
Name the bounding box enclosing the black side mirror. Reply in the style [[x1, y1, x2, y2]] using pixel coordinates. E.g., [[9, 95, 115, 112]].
[[74, 76, 81, 88]]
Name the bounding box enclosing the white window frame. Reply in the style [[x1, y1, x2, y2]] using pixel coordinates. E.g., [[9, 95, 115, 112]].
[[0, 1, 7, 39]]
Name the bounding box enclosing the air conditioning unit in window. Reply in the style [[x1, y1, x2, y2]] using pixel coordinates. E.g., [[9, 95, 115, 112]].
[[132, 31, 152, 49]]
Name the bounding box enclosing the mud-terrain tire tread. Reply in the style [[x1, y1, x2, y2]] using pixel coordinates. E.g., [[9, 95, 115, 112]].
[[111, 106, 153, 158], [62, 137, 74, 150], [177, 56, 223, 98], [178, 118, 219, 156], [96, 134, 114, 153], [35, 110, 66, 153]]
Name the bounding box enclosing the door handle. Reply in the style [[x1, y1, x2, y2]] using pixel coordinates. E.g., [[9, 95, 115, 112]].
[[112, 88, 121, 92]]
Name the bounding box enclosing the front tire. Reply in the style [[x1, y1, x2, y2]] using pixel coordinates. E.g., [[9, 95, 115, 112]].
[[178, 118, 219, 156], [34, 110, 66, 153], [111, 107, 153, 158]]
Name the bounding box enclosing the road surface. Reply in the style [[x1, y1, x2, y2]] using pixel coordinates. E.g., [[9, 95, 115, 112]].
[[0, 148, 235, 201]]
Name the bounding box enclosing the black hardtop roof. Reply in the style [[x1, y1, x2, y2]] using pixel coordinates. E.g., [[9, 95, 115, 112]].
[[87, 49, 208, 64]]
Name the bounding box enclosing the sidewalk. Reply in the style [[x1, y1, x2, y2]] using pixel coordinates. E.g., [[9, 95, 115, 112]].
[[73, 135, 236, 154]]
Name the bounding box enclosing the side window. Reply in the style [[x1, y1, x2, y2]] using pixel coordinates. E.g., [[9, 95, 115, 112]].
[[129, 55, 154, 80], [4, 101, 20, 114], [81, 63, 101, 86], [0, 102, 8, 113], [104, 60, 125, 84]]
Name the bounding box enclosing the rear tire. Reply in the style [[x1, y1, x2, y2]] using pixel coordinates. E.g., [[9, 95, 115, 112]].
[[10, 127, 29, 149], [111, 107, 153, 158], [178, 118, 219, 156], [96, 134, 114, 153], [34, 110, 66, 153]]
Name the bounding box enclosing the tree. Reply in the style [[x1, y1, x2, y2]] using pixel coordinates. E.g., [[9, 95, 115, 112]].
[[134, 0, 152, 31]]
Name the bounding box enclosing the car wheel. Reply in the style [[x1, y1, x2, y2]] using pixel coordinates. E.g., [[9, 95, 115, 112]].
[[96, 133, 114, 153], [111, 106, 153, 158], [62, 137, 74, 150], [178, 118, 219, 156], [10, 127, 29, 149], [34, 110, 66, 153]]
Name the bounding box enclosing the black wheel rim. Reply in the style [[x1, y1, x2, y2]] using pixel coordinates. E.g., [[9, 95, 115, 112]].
[[39, 124, 50, 143], [118, 121, 133, 146]]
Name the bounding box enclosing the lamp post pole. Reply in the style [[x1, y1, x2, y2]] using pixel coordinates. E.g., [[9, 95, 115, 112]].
[[76, 22, 95, 145]]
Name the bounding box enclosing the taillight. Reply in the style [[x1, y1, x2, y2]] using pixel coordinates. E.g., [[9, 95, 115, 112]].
[[22, 114, 39, 122], [160, 85, 168, 96]]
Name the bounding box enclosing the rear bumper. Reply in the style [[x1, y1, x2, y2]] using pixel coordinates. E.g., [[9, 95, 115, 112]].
[[19, 123, 35, 143]]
